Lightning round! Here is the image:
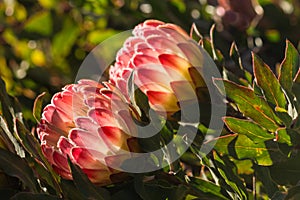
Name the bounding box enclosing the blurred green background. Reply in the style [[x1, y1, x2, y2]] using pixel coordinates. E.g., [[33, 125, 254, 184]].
[[0, 0, 299, 122]]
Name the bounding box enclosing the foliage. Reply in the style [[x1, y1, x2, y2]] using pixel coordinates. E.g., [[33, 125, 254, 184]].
[[0, 0, 300, 199]]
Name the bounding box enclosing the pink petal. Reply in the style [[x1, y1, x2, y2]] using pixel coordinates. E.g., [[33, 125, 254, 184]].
[[158, 54, 192, 81], [43, 105, 72, 128], [41, 144, 55, 164], [69, 129, 109, 153], [160, 23, 189, 39], [99, 126, 130, 151], [52, 165, 72, 180], [51, 92, 73, 113], [74, 117, 99, 132], [57, 137, 74, 155], [146, 90, 179, 113], [177, 42, 204, 67], [88, 108, 116, 127], [147, 36, 183, 55], [52, 151, 70, 172], [133, 54, 159, 68], [71, 147, 107, 170], [134, 67, 171, 89]]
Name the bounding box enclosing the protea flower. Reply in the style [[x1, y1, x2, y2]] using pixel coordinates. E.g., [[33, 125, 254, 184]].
[[109, 20, 209, 116], [37, 79, 139, 185]]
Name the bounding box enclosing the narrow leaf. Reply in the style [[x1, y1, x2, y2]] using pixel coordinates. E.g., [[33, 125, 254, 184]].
[[214, 79, 283, 132], [253, 165, 279, 198], [33, 92, 46, 122], [0, 77, 14, 133], [279, 40, 300, 92], [189, 177, 230, 200], [213, 152, 248, 199], [69, 160, 110, 200], [224, 117, 275, 143], [253, 53, 287, 109], [0, 149, 38, 192]]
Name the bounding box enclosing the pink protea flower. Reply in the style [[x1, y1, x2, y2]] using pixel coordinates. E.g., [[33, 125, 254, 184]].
[[109, 20, 208, 115], [37, 79, 139, 185]]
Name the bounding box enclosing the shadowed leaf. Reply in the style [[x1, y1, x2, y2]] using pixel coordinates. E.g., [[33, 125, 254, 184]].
[[68, 160, 110, 200], [213, 152, 248, 199], [0, 149, 38, 192]]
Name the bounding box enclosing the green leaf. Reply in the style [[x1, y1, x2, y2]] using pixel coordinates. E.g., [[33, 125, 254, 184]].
[[15, 119, 40, 159], [227, 43, 253, 86], [137, 178, 172, 200], [212, 153, 248, 199], [68, 160, 111, 200], [168, 184, 189, 200], [212, 134, 286, 166], [224, 117, 275, 143], [279, 40, 300, 92], [0, 77, 14, 133], [14, 119, 62, 195], [60, 180, 86, 200], [24, 11, 52, 36], [11, 192, 60, 200], [276, 128, 292, 145], [253, 165, 279, 198], [33, 92, 47, 123], [0, 149, 38, 192], [214, 79, 283, 132], [253, 53, 287, 109], [189, 177, 230, 200]]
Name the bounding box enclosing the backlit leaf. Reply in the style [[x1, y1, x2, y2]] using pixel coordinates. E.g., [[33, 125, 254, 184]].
[[279, 40, 300, 92], [214, 79, 283, 132], [224, 117, 275, 143], [253, 53, 287, 109], [212, 134, 286, 166]]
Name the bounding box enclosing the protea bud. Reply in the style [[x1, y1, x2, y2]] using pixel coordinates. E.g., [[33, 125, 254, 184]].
[[109, 20, 209, 116], [37, 79, 139, 185]]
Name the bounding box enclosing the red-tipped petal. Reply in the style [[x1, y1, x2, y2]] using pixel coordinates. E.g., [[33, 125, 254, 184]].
[[146, 90, 179, 113], [52, 151, 70, 172], [58, 137, 73, 155], [159, 54, 192, 81], [69, 129, 109, 153], [71, 147, 107, 170], [99, 126, 130, 151]]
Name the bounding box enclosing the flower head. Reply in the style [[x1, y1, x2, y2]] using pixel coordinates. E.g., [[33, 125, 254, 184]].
[[37, 79, 139, 185], [109, 20, 209, 116]]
